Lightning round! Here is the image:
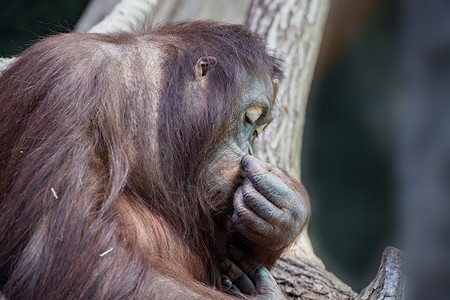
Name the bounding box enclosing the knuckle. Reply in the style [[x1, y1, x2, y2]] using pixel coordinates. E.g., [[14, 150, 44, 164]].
[[278, 216, 291, 231], [242, 196, 253, 208], [252, 266, 267, 280], [240, 229, 260, 245], [242, 184, 257, 198], [242, 190, 261, 207], [234, 205, 248, 219], [259, 223, 275, 236], [291, 204, 303, 220], [280, 189, 301, 207], [292, 198, 309, 223], [267, 212, 282, 227], [271, 183, 292, 198], [287, 188, 299, 199], [250, 172, 270, 186]]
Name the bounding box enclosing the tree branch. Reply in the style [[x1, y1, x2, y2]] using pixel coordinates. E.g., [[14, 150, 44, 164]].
[[356, 247, 404, 300], [87, 0, 159, 33], [75, 0, 121, 32], [272, 247, 404, 299]]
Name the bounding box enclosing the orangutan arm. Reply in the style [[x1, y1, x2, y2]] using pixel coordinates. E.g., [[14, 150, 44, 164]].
[[118, 195, 285, 299]]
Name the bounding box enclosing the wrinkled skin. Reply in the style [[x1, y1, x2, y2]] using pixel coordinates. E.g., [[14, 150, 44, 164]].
[[204, 72, 310, 298], [220, 247, 285, 299], [234, 155, 309, 253]]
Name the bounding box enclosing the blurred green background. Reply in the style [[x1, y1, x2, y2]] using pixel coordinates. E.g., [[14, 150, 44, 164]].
[[303, 4, 398, 290], [0, 0, 397, 292], [0, 0, 89, 57]]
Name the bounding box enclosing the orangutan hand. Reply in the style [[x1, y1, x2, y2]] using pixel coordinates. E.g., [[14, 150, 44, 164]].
[[232, 155, 310, 251], [220, 246, 285, 300]]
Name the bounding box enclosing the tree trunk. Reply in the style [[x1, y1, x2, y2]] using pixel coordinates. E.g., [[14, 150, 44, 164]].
[[75, 0, 121, 32], [150, 0, 251, 25], [86, 0, 159, 33], [0, 58, 15, 74]]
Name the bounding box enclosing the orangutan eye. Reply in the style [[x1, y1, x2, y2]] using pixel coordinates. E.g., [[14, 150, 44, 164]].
[[244, 106, 264, 126], [244, 114, 253, 126], [252, 123, 269, 140], [256, 123, 268, 136]]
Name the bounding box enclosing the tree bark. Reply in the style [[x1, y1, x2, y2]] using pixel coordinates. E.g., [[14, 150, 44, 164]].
[[151, 0, 251, 25], [87, 0, 159, 33], [0, 58, 15, 74], [75, 0, 121, 32]]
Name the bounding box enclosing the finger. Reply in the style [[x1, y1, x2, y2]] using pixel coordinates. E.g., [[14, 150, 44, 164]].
[[229, 285, 241, 294], [266, 164, 309, 203], [220, 258, 257, 295], [233, 187, 275, 235], [241, 155, 293, 208], [227, 245, 285, 297], [250, 267, 282, 296], [266, 164, 293, 183], [241, 178, 283, 224], [221, 275, 242, 294], [221, 274, 233, 288], [222, 258, 281, 295], [220, 257, 243, 280], [232, 220, 280, 251]]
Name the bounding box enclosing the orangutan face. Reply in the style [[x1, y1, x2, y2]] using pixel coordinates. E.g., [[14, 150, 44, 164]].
[[202, 72, 274, 201]]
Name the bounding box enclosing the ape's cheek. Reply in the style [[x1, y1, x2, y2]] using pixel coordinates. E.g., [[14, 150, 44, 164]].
[[204, 164, 242, 199], [204, 151, 243, 184]]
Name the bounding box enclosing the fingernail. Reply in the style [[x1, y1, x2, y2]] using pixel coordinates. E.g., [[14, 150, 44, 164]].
[[241, 155, 252, 169], [250, 265, 265, 279], [221, 275, 232, 287]]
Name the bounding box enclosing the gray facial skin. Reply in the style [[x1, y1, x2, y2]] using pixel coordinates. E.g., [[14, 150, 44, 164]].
[[203, 72, 274, 189], [232, 73, 274, 156]]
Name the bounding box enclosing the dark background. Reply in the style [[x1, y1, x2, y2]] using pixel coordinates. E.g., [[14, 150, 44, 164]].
[[0, 0, 89, 57], [0, 1, 397, 292], [303, 3, 398, 290]]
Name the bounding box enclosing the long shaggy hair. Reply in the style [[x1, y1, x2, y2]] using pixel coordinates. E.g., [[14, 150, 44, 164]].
[[0, 21, 282, 299]]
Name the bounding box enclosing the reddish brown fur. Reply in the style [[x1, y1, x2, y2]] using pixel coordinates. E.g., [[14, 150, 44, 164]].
[[0, 21, 282, 299]]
